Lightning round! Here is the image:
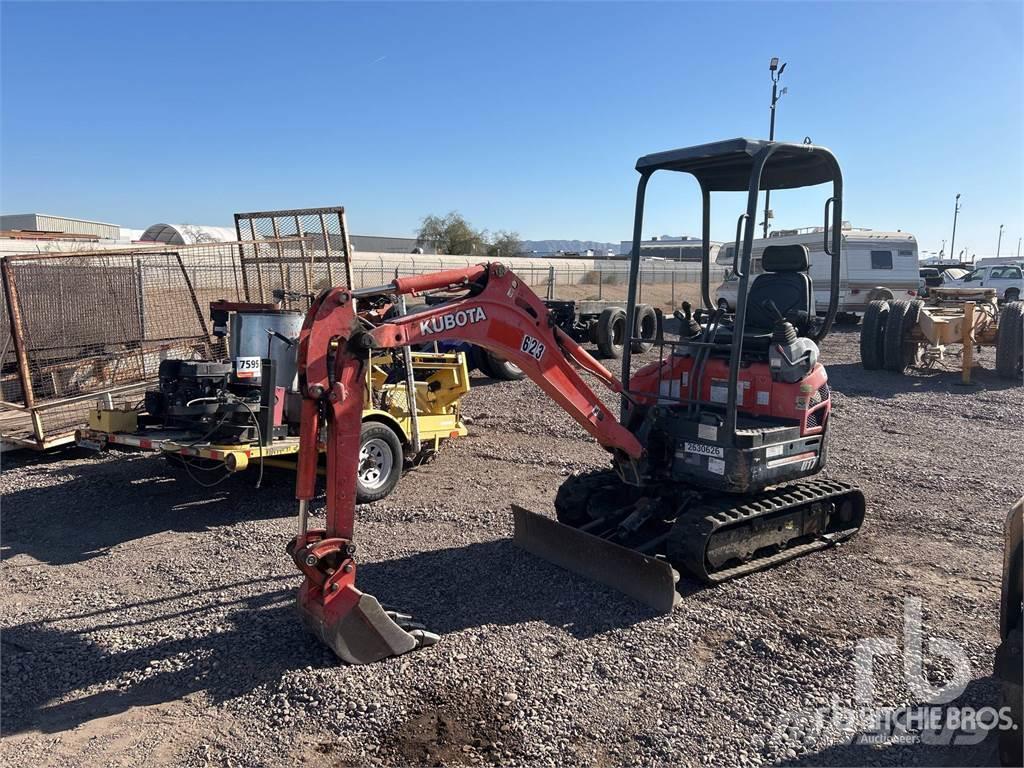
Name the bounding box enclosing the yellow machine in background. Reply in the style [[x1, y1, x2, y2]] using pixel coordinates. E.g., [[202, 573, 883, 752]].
[[78, 349, 471, 502]]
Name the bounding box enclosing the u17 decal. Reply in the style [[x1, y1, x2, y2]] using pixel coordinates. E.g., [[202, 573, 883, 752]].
[[521, 335, 545, 361]]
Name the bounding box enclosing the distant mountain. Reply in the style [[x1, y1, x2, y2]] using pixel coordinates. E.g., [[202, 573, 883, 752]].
[[520, 239, 621, 255]]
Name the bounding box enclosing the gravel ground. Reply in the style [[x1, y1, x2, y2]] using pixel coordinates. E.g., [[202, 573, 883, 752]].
[[2, 327, 1022, 767]]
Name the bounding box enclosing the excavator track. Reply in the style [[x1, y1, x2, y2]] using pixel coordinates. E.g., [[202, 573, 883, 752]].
[[667, 479, 866, 583]]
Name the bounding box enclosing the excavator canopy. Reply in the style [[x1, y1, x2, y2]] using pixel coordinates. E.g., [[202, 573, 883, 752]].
[[635, 137, 839, 191]]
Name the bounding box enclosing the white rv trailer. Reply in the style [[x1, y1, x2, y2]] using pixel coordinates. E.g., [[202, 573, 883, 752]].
[[714, 226, 919, 317]]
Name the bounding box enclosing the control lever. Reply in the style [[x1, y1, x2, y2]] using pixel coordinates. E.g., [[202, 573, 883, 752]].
[[763, 299, 819, 382], [672, 301, 703, 338]]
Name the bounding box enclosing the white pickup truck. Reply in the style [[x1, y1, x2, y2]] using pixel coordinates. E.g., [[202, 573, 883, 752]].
[[954, 264, 1023, 302]]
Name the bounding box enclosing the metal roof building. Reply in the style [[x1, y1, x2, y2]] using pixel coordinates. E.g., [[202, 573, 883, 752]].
[[350, 234, 435, 254], [0, 213, 120, 240]]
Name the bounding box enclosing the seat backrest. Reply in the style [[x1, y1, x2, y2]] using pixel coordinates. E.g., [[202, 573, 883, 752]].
[[744, 244, 812, 332]]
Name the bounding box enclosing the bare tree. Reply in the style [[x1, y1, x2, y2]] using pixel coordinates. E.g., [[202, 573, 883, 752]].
[[416, 212, 487, 256]]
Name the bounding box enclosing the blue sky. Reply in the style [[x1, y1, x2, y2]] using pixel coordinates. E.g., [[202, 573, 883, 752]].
[[2, 1, 1021, 257]]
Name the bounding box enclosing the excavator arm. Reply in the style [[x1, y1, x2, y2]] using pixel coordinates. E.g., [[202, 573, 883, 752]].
[[287, 263, 644, 664]]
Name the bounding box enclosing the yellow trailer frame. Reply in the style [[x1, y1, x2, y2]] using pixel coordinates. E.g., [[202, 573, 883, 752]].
[[898, 288, 1000, 384], [76, 350, 471, 474]]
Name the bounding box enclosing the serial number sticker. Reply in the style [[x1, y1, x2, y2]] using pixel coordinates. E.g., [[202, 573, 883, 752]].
[[710, 378, 749, 405], [766, 445, 783, 458], [520, 334, 545, 361], [697, 423, 717, 441], [235, 357, 262, 378], [685, 441, 724, 458], [757, 390, 770, 406], [707, 457, 725, 475]]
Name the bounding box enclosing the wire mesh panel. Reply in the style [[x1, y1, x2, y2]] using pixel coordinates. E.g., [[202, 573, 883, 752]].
[[233, 206, 355, 309], [0, 239, 311, 448]]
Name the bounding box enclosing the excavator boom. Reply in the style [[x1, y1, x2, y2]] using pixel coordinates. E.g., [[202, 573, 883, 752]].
[[288, 263, 671, 664]]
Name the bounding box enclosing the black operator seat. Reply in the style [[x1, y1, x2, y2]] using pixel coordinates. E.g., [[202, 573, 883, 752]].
[[744, 244, 813, 335]]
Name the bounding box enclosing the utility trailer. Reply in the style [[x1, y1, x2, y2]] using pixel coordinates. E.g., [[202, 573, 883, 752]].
[[77, 349, 470, 501], [859, 287, 1023, 383], [77, 298, 472, 501]]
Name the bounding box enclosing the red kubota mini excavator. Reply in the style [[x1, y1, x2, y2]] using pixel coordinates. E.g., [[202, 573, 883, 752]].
[[287, 139, 866, 664]]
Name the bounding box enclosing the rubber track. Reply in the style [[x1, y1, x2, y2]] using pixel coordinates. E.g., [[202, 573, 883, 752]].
[[669, 479, 865, 584]]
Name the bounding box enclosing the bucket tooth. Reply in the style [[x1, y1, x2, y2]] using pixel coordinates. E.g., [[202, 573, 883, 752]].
[[511, 504, 680, 614]]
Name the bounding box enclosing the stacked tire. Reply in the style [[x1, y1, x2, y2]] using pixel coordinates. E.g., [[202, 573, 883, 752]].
[[596, 307, 627, 359], [883, 300, 924, 373], [860, 299, 923, 374], [996, 302, 1024, 384], [631, 304, 658, 353], [595, 304, 657, 359], [860, 300, 890, 370]]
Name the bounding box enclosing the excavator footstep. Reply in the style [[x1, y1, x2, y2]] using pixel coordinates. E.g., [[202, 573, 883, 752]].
[[511, 504, 681, 614]]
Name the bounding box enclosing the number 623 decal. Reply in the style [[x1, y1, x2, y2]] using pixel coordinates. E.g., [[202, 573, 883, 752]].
[[520, 335, 545, 361]]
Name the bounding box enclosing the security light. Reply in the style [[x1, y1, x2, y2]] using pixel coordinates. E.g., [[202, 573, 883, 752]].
[[770, 57, 779, 71]]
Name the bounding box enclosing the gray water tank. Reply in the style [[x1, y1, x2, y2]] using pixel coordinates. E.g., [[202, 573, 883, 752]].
[[228, 310, 304, 392]]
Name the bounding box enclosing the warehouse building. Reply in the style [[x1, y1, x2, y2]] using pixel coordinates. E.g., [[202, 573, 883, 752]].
[[0, 213, 121, 240], [619, 235, 722, 262]]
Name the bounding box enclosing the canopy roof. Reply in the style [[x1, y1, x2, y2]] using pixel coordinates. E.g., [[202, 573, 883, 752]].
[[635, 138, 838, 192]]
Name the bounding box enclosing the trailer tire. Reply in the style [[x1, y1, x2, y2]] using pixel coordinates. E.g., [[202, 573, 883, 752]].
[[631, 304, 657, 353], [596, 307, 627, 359], [483, 352, 525, 381], [1005, 288, 1020, 303], [996, 301, 1024, 382], [860, 300, 889, 370], [356, 422, 403, 503], [883, 299, 923, 373]]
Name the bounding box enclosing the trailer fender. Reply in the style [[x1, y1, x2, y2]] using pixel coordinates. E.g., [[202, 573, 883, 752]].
[[361, 410, 408, 446]]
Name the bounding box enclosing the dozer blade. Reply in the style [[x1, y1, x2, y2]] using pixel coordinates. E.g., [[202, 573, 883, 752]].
[[297, 580, 436, 665], [512, 505, 681, 613]]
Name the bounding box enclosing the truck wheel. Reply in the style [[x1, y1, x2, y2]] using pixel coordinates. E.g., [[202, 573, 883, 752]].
[[630, 304, 657, 353], [596, 307, 627, 359], [484, 351, 525, 381], [883, 300, 923, 373], [1005, 288, 1020, 303], [860, 300, 889, 370], [356, 422, 403, 503], [996, 302, 1024, 382]]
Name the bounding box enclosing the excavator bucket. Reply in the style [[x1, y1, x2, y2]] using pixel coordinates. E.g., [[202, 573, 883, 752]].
[[296, 578, 437, 665], [512, 505, 681, 613]]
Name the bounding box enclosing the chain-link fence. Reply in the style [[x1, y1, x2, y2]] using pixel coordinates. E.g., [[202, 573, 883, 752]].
[[353, 258, 723, 312], [1, 241, 718, 449]]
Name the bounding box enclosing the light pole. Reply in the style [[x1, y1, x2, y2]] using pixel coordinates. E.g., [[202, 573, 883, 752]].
[[763, 57, 788, 238], [1018, 237, 1021, 259], [949, 193, 962, 263], [996, 224, 1004, 257]]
